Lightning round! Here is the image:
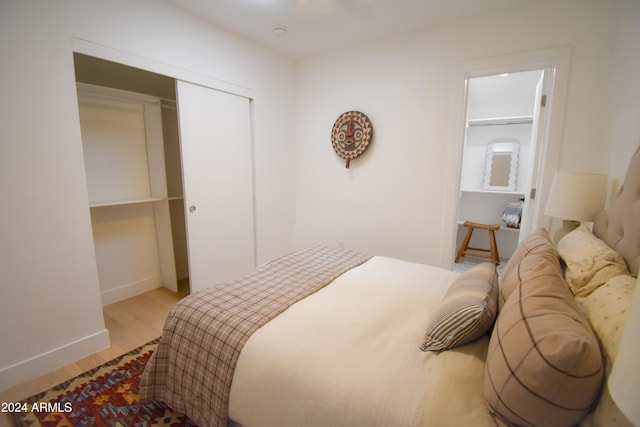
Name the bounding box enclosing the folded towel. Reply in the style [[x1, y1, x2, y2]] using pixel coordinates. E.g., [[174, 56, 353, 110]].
[[501, 201, 523, 229]]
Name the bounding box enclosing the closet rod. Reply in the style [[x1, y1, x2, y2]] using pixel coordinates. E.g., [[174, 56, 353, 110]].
[[467, 116, 533, 127]]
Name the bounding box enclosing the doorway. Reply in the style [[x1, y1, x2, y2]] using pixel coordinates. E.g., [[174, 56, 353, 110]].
[[454, 68, 552, 268]]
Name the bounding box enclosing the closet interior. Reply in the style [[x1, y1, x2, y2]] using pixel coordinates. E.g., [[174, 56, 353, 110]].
[[74, 53, 188, 305]]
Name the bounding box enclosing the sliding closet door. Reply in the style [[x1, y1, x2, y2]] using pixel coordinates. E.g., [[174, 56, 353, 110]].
[[176, 80, 255, 293]]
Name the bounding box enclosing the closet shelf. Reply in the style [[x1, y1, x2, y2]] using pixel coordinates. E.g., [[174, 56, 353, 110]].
[[89, 197, 166, 208], [460, 189, 525, 197], [467, 116, 533, 127]]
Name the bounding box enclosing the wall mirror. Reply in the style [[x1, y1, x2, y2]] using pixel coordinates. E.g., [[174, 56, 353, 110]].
[[483, 140, 519, 191]]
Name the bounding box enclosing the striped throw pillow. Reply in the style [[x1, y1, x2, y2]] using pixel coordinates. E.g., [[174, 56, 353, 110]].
[[420, 262, 498, 351]]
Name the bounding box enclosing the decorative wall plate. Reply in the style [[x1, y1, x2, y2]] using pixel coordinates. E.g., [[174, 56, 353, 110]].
[[331, 110, 373, 168]]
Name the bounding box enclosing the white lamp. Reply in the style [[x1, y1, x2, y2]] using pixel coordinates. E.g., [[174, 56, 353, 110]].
[[544, 172, 608, 243], [608, 273, 640, 425]]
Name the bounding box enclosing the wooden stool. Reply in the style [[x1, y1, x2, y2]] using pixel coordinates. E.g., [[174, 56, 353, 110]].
[[455, 221, 500, 264]]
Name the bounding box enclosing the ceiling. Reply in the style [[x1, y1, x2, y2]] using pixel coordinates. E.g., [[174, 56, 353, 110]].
[[163, 0, 538, 59]]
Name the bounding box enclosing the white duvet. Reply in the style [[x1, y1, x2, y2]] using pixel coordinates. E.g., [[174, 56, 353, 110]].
[[229, 256, 494, 427]]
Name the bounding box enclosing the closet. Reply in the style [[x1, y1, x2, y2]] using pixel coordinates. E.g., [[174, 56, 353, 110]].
[[456, 70, 544, 260], [75, 53, 256, 303], [78, 83, 179, 304]]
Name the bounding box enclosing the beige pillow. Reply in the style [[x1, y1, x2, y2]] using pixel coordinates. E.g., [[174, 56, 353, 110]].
[[485, 239, 603, 427], [420, 263, 498, 351], [578, 274, 636, 427], [557, 224, 630, 297], [580, 274, 635, 363], [498, 228, 556, 311]]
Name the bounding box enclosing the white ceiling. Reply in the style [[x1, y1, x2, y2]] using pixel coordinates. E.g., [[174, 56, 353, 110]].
[[164, 0, 538, 59]]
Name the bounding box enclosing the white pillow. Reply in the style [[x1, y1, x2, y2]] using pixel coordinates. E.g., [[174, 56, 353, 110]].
[[580, 274, 635, 362], [556, 224, 630, 297], [577, 274, 636, 427]]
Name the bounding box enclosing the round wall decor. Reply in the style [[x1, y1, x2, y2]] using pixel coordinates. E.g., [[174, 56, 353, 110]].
[[331, 110, 373, 168]]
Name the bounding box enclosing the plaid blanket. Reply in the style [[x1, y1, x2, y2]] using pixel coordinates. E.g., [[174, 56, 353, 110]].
[[139, 246, 371, 427]]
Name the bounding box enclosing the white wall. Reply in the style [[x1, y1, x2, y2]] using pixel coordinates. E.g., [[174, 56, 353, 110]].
[[294, 0, 628, 266], [0, 0, 296, 390], [603, 0, 640, 198]]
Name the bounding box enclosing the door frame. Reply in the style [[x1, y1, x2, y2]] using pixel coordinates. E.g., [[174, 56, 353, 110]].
[[442, 46, 572, 268], [72, 38, 253, 100]]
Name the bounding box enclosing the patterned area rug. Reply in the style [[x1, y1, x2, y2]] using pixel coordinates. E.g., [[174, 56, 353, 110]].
[[11, 338, 197, 426]]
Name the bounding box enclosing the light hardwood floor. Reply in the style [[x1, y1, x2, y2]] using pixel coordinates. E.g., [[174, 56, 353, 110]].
[[0, 280, 189, 427]]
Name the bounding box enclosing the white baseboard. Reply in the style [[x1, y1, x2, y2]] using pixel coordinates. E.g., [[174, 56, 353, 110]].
[[0, 329, 110, 392], [100, 276, 162, 306]]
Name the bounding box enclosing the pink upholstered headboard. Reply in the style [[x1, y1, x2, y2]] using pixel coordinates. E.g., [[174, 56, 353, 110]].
[[593, 145, 640, 276]]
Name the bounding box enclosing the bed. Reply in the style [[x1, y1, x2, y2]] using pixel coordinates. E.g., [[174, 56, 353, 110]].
[[140, 146, 639, 427]]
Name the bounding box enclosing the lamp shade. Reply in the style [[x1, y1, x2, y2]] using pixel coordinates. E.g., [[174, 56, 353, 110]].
[[608, 273, 640, 425], [544, 172, 608, 222]]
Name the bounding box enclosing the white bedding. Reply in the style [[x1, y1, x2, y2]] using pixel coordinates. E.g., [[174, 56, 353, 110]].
[[229, 256, 494, 427]]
